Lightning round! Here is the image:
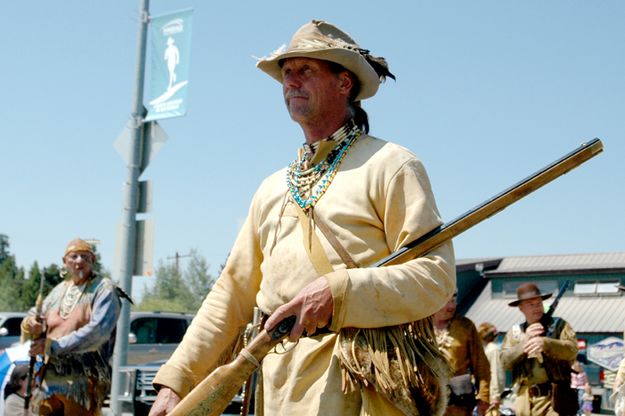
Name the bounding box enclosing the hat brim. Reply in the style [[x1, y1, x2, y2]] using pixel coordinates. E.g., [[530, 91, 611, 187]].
[[256, 48, 380, 101], [508, 293, 552, 307]]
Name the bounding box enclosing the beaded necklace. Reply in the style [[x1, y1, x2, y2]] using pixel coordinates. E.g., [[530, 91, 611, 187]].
[[59, 280, 88, 319], [286, 121, 362, 211]]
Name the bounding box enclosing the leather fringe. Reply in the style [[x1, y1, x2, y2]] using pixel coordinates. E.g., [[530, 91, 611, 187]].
[[338, 317, 449, 416]]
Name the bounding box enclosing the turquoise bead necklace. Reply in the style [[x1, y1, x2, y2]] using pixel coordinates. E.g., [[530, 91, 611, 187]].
[[286, 121, 362, 211]]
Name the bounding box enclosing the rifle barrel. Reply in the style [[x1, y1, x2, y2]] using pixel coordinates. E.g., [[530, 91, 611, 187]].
[[374, 138, 603, 267]]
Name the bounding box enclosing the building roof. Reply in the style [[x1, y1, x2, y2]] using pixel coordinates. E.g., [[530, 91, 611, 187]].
[[465, 281, 625, 334], [455, 257, 502, 273], [485, 252, 625, 276]]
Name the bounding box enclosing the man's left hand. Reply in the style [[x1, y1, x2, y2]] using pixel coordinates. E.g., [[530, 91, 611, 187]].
[[524, 335, 545, 356], [264, 277, 333, 342]]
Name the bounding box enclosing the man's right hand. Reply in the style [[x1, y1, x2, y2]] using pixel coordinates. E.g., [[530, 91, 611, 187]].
[[264, 277, 333, 342], [148, 387, 181, 416], [524, 322, 544, 338], [26, 315, 46, 338]]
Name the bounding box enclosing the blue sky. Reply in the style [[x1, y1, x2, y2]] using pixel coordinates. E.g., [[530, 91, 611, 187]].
[[2, 1, 623, 300]]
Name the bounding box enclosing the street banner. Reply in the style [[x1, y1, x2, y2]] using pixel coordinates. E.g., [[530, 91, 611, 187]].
[[145, 9, 193, 121]]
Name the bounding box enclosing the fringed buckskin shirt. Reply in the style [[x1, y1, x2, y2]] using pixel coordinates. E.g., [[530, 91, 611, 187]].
[[154, 134, 456, 415], [21, 274, 121, 413], [436, 315, 491, 406]]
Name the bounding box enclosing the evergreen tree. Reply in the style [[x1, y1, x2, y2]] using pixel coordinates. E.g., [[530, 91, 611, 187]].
[[20, 262, 43, 311], [185, 249, 217, 311], [91, 244, 111, 279], [0, 255, 24, 311], [136, 250, 217, 313], [138, 260, 194, 313], [0, 234, 9, 265]]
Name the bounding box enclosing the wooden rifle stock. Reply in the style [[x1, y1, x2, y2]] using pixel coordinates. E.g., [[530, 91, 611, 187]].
[[168, 316, 295, 416], [168, 138, 603, 416]]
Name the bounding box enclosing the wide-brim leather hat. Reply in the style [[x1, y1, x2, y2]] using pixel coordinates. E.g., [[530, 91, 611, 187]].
[[256, 20, 382, 101], [508, 282, 552, 307]]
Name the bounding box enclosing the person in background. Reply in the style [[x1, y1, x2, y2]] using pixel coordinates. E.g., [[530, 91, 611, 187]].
[[433, 293, 490, 416], [501, 282, 578, 416], [613, 284, 625, 415], [20, 238, 125, 415], [3, 364, 30, 416], [570, 360, 588, 414], [581, 383, 594, 416], [478, 322, 505, 416]]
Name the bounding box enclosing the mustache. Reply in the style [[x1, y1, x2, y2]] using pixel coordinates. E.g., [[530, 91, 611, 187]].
[[284, 89, 309, 100]]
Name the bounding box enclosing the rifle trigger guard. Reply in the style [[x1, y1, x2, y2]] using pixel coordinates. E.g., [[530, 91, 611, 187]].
[[271, 316, 296, 340]]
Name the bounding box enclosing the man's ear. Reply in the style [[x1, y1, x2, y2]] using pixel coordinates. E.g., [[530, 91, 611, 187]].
[[338, 71, 354, 95]]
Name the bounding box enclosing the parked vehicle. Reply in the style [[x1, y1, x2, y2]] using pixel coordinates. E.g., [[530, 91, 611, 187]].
[[118, 311, 255, 416], [0, 312, 27, 353], [117, 359, 250, 416], [111, 311, 193, 414], [126, 311, 194, 365]]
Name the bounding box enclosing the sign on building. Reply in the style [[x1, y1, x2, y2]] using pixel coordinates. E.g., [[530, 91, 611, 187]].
[[587, 336, 624, 371]]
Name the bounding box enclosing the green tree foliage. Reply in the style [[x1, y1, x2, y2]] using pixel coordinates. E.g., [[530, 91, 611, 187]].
[[20, 263, 43, 309], [137, 250, 217, 313], [0, 255, 25, 311], [19, 263, 64, 310], [0, 234, 9, 264], [91, 245, 111, 279]]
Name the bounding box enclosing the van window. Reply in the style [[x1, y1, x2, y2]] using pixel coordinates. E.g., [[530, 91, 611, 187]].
[[3, 318, 24, 336], [131, 317, 189, 344]]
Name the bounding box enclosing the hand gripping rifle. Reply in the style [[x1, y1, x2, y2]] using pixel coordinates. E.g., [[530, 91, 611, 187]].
[[24, 271, 46, 415], [529, 279, 572, 363], [168, 138, 603, 416]]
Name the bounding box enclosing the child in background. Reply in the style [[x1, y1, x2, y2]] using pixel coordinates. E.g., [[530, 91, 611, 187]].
[[581, 383, 594, 416], [571, 360, 588, 413]]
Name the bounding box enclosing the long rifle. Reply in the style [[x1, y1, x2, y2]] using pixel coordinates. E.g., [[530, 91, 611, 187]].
[[24, 272, 46, 415], [169, 138, 603, 416], [546, 280, 570, 320]]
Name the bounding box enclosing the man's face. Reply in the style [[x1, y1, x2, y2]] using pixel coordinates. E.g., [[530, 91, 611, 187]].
[[280, 58, 351, 125], [63, 250, 94, 281], [433, 293, 457, 322], [518, 298, 544, 324]]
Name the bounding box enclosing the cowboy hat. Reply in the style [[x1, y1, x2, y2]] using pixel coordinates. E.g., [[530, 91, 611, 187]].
[[508, 282, 552, 307], [477, 322, 498, 342], [256, 20, 385, 101]]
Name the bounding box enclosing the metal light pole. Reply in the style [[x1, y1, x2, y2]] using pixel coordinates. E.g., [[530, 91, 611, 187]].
[[110, 0, 150, 413]]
